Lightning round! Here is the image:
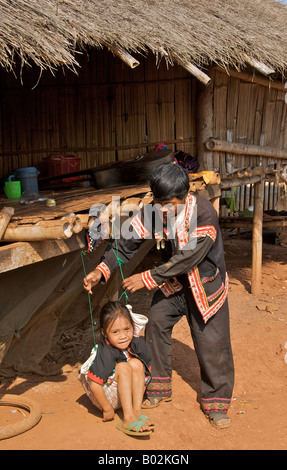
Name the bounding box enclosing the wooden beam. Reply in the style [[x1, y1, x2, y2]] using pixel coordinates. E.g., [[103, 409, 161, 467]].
[[0, 234, 86, 273], [221, 175, 262, 189], [196, 69, 215, 170], [206, 138, 287, 160], [215, 66, 286, 91], [0, 137, 195, 159]]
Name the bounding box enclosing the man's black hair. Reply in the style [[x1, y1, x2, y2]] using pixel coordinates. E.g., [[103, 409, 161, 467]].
[[149, 162, 189, 201]]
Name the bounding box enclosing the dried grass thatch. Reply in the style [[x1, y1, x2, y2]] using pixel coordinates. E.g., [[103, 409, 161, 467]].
[[1, 0, 287, 76]]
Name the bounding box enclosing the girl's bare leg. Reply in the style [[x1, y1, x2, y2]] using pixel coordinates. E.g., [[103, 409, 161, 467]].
[[128, 358, 154, 427], [115, 362, 151, 432]]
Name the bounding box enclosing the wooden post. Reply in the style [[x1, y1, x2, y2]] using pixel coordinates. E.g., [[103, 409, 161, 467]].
[[196, 69, 214, 170], [251, 178, 264, 295]]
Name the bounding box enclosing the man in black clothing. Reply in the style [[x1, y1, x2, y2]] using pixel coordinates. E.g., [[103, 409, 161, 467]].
[[83, 163, 234, 429]]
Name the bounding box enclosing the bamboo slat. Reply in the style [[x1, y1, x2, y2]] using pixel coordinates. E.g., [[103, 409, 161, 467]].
[[174, 77, 195, 154]]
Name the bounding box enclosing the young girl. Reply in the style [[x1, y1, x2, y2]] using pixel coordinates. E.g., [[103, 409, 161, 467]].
[[79, 301, 154, 436]]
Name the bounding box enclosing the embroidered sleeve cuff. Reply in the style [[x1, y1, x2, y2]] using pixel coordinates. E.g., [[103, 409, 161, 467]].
[[141, 270, 158, 290], [96, 262, 111, 283], [87, 370, 104, 385]]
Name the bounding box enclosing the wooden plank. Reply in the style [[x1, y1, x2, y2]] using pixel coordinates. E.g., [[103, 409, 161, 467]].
[[0, 234, 86, 273], [0, 184, 151, 221]]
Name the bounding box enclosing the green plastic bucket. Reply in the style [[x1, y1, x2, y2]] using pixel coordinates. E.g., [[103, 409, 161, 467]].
[[4, 180, 21, 199]]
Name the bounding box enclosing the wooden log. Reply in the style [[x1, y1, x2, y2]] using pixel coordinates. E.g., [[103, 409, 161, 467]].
[[75, 214, 94, 230], [189, 181, 206, 192], [224, 165, 276, 179], [189, 171, 221, 185], [61, 215, 83, 234], [206, 138, 287, 160], [3, 219, 74, 241], [221, 175, 262, 189], [251, 179, 265, 295], [236, 168, 253, 178], [0, 207, 14, 239]]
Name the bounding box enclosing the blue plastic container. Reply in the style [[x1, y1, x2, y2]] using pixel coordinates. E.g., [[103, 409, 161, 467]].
[[14, 167, 40, 194]]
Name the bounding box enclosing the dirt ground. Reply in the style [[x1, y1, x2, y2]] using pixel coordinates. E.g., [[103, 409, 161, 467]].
[[0, 231, 287, 451]]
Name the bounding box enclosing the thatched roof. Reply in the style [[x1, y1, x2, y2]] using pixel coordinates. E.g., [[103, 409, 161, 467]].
[[1, 0, 287, 78]]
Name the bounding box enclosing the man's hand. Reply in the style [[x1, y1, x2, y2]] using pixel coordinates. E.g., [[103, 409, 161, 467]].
[[122, 273, 145, 293], [83, 269, 103, 294]]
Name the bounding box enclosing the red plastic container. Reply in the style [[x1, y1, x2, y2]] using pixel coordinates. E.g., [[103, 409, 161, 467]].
[[44, 154, 81, 183]]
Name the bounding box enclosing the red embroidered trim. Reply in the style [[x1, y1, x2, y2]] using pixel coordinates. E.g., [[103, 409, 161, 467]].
[[201, 397, 231, 414], [131, 214, 150, 239], [202, 273, 229, 323], [87, 370, 104, 385], [192, 225, 217, 242], [188, 267, 209, 311], [96, 262, 111, 283], [159, 278, 183, 298], [207, 281, 225, 302], [202, 268, 220, 284], [177, 194, 196, 250], [187, 272, 228, 322], [141, 270, 158, 290]]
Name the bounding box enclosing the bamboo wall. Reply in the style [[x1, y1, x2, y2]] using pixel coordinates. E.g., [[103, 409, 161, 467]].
[[0, 49, 197, 179], [212, 69, 287, 213], [1, 53, 286, 213], [213, 69, 287, 173]]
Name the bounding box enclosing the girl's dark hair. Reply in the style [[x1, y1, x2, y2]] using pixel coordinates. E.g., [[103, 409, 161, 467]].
[[149, 162, 189, 201], [97, 301, 133, 342]]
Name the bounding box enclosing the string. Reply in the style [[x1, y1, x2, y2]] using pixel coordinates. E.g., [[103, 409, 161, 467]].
[[81, 250, 96, 347], [81, 222, 129, 347], [109, 222, 129, 304]]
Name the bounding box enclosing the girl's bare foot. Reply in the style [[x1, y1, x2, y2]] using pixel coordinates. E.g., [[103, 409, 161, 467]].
[[136, 413, 155, 427], [123, 415, 151, 432]]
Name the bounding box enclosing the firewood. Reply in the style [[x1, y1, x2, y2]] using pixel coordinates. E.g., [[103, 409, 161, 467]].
[[3, 219, 73, 241], [0, 207, 14, 239]]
